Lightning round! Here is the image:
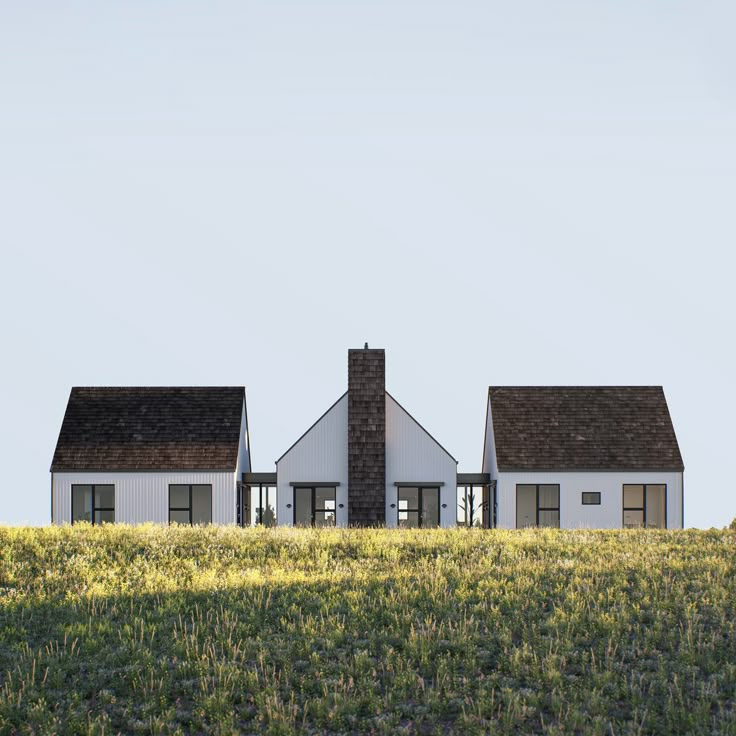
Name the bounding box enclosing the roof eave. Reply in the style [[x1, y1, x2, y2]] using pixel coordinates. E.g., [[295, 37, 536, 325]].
[[50, 466, 238, 473], [496, 466, 685, 473]]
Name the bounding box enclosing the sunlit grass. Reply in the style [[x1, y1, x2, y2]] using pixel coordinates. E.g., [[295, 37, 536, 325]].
[[0, 525, 734, 734]]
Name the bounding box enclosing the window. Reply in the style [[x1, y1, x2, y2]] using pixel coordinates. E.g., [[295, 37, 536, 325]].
[[457, 485, 486, 527], [71, 485, 114, 524], [516, 484, 560, 528], [293, 487, 336, 527], [169, 484, 212, 525], [582, 492, 601, 505], [238, 484, 277, 527], [398, 486, 440, 528], [623, 484, 666, 528]]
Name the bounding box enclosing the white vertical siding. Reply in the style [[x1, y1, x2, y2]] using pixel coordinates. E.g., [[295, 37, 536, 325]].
[[234, 399, 251, 479], [385, 394, 458, 528], [482, 394, 497, 476], [496, 470, 684, 529], [276, 394, 349, 527], [52, 471, 237, 525]]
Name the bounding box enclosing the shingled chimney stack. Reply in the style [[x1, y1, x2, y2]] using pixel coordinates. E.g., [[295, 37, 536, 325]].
[[348, 347, 386, 526]]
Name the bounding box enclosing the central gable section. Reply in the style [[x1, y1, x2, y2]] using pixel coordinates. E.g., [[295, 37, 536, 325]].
[[385, 393, 457, 475], [275, 393, 349, 526], [385, 393, 458, 528], [276, 393, 348, 478]]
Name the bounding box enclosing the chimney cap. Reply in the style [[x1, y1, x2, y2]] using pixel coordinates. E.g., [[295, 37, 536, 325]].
[[364, 342, 368, 349]]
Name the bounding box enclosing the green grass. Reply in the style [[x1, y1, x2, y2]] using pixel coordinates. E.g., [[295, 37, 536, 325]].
[[0, 526, 734, 735]]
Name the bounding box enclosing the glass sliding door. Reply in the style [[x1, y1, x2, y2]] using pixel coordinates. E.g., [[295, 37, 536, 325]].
[[398, 486, 440, 528], [293, 486, 336, 527]]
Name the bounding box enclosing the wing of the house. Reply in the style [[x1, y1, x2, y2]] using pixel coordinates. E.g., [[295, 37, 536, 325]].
[[483, 386, 684, 529], [271, 348, 458, 528], [50, 387, 250, 525]]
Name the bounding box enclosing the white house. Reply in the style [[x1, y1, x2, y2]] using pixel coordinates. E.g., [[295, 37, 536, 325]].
[[51, 387, 250, 525], [482, 386, 684, 529], [270, 347, 459, 528], [50, 353, 685, 529]]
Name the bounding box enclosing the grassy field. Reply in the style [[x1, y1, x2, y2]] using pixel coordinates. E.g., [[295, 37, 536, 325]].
[[0, 526, 734, 735]]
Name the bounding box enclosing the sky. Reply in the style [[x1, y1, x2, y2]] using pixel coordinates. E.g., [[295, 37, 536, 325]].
[[1, 1, 734, 528]]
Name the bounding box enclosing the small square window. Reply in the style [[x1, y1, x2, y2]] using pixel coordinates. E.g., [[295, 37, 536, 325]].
[[582, 492, 601, 505]]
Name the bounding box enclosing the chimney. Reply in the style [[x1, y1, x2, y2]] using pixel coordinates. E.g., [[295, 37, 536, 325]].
[[348, 347, 386, 526]]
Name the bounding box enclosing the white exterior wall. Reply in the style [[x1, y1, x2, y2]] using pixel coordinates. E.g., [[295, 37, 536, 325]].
[[276, 394, 349, 527], [495, 470, 684, 529], [52, 471, 237, 525], [385, 394, 458, 528], [234, 400, 251, 480], [482, 394, 498, 476]]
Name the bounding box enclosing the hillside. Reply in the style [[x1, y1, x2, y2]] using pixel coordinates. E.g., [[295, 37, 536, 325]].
[[0, 526, 734, 735]]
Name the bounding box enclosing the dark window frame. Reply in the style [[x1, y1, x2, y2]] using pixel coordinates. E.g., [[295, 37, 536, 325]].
[[292, 486, 337, 527], [622, 484, 667, 529], [582, 492, 601, 505], [168, 484, 213, 526], [516, 484, 561, 528], [398, 486, 440, 528], [238, 483, 277, 527], [71, 484, 115, 525]]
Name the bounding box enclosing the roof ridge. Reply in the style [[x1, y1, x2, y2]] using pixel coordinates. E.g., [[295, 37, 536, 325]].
[[488, 385, 664, 389]]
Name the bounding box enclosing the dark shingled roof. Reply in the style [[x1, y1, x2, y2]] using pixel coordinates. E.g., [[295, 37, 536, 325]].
[[51, 387, 245, 471], [489, 387, 683, 471]]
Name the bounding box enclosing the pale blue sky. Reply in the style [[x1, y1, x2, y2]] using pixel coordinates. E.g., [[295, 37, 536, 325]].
[[1, 2, 734, 527]]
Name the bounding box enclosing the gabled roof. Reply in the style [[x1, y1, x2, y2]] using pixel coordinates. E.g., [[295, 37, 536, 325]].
[[488, 386, 683, 472], [386, 392, 458, 464], [51, 387, 245, 472], [276, 392, 347, 464], [275, 391, 458, 465]]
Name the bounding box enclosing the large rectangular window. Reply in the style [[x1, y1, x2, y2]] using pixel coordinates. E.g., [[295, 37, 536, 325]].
[[623, 484, 666, 528], [169, 484, 212, 525], [293, 487, 336, 527], [516, 484, 560, 528], [71, 485, 114, 524], [398, 486, 440, 528]]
